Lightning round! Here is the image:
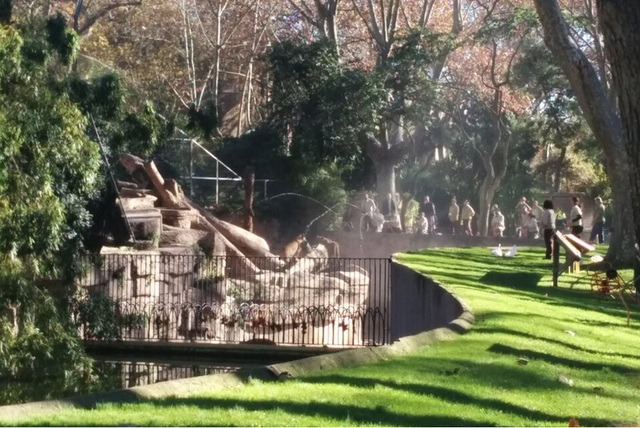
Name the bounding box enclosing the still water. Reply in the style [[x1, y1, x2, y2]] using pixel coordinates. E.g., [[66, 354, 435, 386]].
[[0, 354, 276, 406]]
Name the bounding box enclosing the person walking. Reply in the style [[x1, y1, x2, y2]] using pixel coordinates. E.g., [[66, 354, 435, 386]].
[[421, 196, 437, 234], [590, 197, 606, 244], [460, 200, 476, 236], [448, 197, 460, 235], [570, 196, 584, 238], [540, 200, 556, 259]]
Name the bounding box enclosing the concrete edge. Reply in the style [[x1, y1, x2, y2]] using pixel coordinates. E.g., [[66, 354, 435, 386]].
[[267, 279, 474, 378], [0, 266, 475, 421]]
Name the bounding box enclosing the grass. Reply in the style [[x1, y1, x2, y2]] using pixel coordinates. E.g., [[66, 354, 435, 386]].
[[2, 246, 640, 427]]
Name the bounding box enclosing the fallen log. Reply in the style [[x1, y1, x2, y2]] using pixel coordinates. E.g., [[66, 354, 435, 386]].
[[189, 213, 261, 275], [185, 197, 273, 257], [143, 161, 187, 209]]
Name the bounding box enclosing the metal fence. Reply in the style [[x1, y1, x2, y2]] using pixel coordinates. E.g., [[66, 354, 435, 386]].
[[71, 254, 390, 347]]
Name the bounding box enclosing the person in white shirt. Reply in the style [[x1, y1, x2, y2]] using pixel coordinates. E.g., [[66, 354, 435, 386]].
[[415, 212, 428, 234], [490, 205, 505, 237], [460, 200, 476, 236], [540, 200, 556, 259], [570, 196, 583, 238]]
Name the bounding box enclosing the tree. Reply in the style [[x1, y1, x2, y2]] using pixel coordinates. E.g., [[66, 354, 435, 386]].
[[596, 1, 640, 261], [0, 16, 99, 383], [532, 0, 635, 264]]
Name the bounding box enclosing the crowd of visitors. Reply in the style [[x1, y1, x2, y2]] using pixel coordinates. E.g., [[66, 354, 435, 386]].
[[354, 192, 606, 246]]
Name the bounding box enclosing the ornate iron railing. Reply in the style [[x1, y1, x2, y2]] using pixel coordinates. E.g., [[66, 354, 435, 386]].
[[72, 254, 390, 347]]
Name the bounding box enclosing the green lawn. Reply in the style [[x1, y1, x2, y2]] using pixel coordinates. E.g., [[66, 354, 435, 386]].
[[2, 246, 640, 427]]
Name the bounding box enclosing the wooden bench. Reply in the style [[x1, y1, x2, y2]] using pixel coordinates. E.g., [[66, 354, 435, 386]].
[[553, 232, 582, 286], [564, 233, 596, 254]]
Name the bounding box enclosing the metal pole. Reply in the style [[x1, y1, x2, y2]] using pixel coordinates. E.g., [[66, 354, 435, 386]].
[[189, 140, 194, 198], [553, 234, 559, 287], [216, 161, 219, 205]]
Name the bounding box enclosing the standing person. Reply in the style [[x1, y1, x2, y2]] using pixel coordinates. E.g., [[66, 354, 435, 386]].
[[460, 200, 476, 236], [415, 212, 428, 234], [540, 200, 556, 259], [570, 196, 583, 238], [361, 193, 377, 232], [490, 205, 506, 237], [421, 196, 437, 234], [448, 197, 460, 235], [515, 197, 531, 236], [590, 197, 606, 244], [530, 200, 544, 225]]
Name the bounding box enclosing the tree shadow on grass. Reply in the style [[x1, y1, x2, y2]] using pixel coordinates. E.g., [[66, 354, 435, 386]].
[[487, 343, 636, 374], [294, 374, 615, 427], [143, 395, 495, 427], [479, 271, 544, 291], [476, 326, 640, 360]]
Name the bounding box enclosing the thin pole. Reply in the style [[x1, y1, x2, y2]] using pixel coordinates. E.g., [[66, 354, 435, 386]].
[[189, 139, 194, 198], [90, 115, 136, 243]]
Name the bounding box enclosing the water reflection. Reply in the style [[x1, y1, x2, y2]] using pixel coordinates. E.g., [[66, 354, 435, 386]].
[[0, 356, 263, 406], [93, 358, 246, 390]]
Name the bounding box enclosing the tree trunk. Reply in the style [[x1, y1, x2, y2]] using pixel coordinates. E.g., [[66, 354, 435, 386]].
[[533, 0, 636, 265], [477, 179, 499, 237], [597, 0, 640, 265], [371, 156, 396, 206], [553, 146, 567, 193]]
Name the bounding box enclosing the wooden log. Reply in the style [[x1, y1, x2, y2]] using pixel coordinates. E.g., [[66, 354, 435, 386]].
[[185, 197, 273, 257], [190, 212, 261, 275], [143, 161, 187, 209], [120, 188, 157, 198], [116, 180, 140, 190], [164, 179, 184, 199]]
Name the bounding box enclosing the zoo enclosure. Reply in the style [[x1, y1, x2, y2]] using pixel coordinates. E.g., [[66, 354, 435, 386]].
[[72, 254, 391, 347]]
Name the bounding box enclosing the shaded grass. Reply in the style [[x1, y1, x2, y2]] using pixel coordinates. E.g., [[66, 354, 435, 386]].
[[2, 246, 639, 427]]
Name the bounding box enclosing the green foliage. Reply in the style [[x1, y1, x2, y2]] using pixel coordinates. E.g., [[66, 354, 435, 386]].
[[215, 124, 347, 234], [187, 100, 218, 141], [475, 7, 539, 42], [70, 290, 149, 341], [512, 39, 606, 195], [45, 13, 77, 66], [268, 39, 384, 168], [0, 16, 102, 385]]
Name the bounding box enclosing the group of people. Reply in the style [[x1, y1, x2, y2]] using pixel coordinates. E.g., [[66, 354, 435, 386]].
[[539, 196, 606, 259], [447, 197, 476, 236], [360, 192, 607, 248], [361, 193, 402, 233]]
